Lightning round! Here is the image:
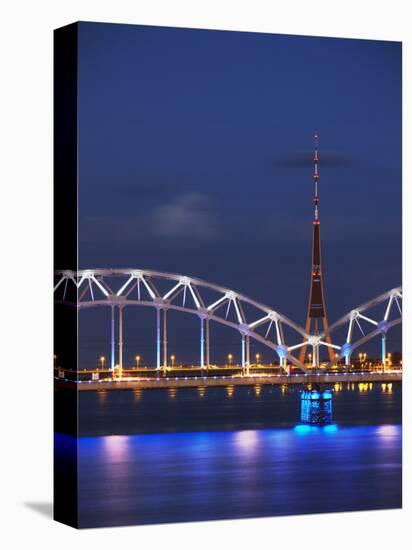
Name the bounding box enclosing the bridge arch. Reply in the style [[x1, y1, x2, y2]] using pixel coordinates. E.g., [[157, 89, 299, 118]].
[[320, 287, 402, 369], [54, 268, 310, 373], [54, 270, 402, 372]]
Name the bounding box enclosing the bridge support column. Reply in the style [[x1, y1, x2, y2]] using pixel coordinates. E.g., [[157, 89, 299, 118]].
[[205, 318, 210, 369], [163, 308, 168, 371], [246, 335, 250, 375], [156, 307, 161, 370], [312, 345, 319, 369], [241, 333, 246, 373], [200, 316, 205, 369], [381, 333, 386, 371], [118, 305, 123, 372], [110, 305, 115, 372], [342, 343, 352, 367]]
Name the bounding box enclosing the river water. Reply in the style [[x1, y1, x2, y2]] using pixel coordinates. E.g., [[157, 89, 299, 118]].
[[71, 382, 401, 527]]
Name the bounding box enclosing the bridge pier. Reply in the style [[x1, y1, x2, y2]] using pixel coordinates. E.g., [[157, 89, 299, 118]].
[[381, 333, 386, 370], [301, 387, 333, 425], [200, 315, 205, 369], [205, 318, 210, 369], [118, 304, 123, 371], [163, 308, 168, 371], [312, 344, 320, 369], [241, 333, 245, 373], [341, 343, 352, 367], [156, 307, 161, 370], [246, 335, 250, 375], [110, 305, 115, 371], [276, 345, 288, 372]]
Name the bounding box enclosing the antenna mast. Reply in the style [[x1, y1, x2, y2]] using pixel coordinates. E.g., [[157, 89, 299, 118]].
[[299, 133, 335, 366], [313, 132, 319, 221]]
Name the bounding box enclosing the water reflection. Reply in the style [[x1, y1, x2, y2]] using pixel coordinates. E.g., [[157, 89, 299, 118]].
[[234, 430, 261, 454], [77, 423, 401, 528], [295, 424, 338, 434], [356, 382, 376, 393], [168, 387, 177, 400], [97, 390, 107, 401], [281, 384, 289, 395], [102, 435, 130, 462], [376, 425, 399, 437], [226, 385, 234, 398], [133, 388, 143, 401]]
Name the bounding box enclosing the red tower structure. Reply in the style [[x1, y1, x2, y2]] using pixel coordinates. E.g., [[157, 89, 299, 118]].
[[299, 134, 334, 365]]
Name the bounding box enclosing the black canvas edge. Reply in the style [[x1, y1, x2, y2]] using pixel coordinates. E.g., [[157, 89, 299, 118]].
[[53, 22, 79, 529]]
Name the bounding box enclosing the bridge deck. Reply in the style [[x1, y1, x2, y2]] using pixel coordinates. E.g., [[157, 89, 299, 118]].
[[56, 372, 402, 391]]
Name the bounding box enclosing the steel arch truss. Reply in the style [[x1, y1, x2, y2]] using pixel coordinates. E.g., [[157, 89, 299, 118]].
[[320, 287, 402, 368], [54, 270, 402, 372], [54, 268, 311, 373]]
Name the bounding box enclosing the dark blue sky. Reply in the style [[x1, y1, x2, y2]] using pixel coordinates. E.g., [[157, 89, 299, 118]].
[[77, 22, 401, 366]]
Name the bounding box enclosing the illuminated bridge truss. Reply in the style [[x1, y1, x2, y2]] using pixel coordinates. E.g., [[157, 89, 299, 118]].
[[54, 269, 402, 373], [321, 287, 402, 368]]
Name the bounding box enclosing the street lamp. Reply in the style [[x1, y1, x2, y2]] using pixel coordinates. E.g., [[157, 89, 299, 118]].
[[255, 353, 260, 366], [308, 353, 312, 366], [135, 355, 141, 369], [171, 355, 175, 368], [228, 354, 233, 367], [100, 356, 105, 370]]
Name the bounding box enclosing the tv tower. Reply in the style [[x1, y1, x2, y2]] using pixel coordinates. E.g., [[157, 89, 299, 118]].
[[299, 133, 334, 365]]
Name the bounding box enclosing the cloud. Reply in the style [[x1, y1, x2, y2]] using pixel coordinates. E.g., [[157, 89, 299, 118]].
[[108, 181, 183, 200], [152, 192, 218, 240]]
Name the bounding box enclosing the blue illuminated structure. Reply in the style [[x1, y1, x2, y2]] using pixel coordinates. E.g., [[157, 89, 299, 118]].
[[300, 388, 333, 424]]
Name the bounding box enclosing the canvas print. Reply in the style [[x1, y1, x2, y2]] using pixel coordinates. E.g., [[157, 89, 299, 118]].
[[54, 22, 402, 528]]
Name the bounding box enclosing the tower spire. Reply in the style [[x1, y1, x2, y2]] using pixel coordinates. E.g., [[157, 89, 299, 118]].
[[313, 132, 319, 221], [299, 133, 335, 366]]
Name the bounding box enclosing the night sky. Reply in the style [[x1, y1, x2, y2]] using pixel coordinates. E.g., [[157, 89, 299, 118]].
[[76, 22, 401, 366]]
